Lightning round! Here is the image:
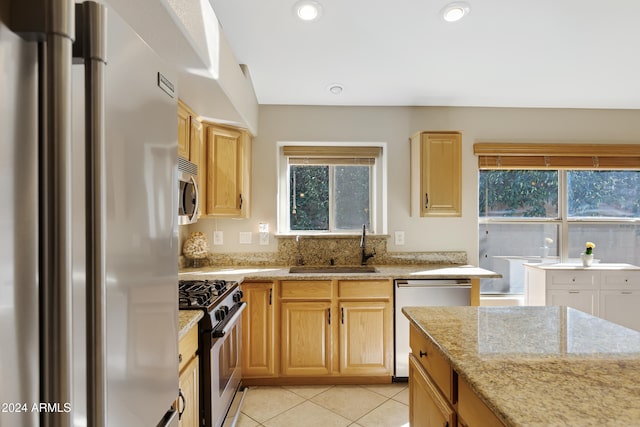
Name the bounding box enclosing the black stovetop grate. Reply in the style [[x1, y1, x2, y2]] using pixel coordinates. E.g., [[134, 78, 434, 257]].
[[178, 279, 231, 309]]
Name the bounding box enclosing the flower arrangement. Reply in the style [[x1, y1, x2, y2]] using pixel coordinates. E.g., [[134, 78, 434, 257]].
[[544, 237, 554, 247], [585, 241, 596, 255]]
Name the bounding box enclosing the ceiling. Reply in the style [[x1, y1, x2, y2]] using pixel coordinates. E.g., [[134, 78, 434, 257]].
[[208, 0, 640, 109]]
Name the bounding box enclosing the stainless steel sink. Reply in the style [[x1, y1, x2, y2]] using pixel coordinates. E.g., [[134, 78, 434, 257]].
[[288, 265, 378, 274]]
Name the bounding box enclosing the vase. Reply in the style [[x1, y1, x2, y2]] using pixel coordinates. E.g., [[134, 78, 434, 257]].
[[183, 231, 209, 267], [581, 253, 593, 267]]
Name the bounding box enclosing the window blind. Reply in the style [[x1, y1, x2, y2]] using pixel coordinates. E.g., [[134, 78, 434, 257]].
[[474, 143, 640, 170], [284, 146, 381, 166]]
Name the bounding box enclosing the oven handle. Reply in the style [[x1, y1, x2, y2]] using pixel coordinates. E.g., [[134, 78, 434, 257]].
[[211, 302, 246, 338]]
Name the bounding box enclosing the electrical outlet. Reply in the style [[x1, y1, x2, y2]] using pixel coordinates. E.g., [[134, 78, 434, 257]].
[[239, 232, 252, 244], [213, 231, 223, 245], [395, 231, 405, 245], [259, 232, 269, 245]]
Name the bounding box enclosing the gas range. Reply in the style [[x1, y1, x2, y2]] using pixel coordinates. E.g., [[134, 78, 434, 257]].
[[177, 279, 246, 427]]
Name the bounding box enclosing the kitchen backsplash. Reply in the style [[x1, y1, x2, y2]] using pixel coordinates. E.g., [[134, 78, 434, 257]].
[[178, 234, 467, 268]]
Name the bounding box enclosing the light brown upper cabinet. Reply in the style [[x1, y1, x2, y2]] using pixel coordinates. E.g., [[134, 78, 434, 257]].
[[410, 131, 462, 217], [178, 100, 252, 219], [204, 123, 251, 218], [177, 101, 191, 159]]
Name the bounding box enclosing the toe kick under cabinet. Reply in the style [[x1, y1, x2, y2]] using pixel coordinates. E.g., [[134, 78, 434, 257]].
[[524, 264, 640, 331], [241, 279, 394, 384]]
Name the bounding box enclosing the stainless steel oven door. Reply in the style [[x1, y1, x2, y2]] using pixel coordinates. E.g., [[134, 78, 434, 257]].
[[210, 303, 246, 427]]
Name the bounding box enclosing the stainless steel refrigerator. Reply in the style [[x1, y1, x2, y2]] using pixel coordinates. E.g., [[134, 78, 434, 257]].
[[0, 1, 179, 426]]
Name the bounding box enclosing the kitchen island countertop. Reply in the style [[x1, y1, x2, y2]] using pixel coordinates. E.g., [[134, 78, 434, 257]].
[[402, 305, 640, 426]]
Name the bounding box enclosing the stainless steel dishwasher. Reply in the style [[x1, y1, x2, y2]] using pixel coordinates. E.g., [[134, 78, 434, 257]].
[[394, 279, 471, 378]]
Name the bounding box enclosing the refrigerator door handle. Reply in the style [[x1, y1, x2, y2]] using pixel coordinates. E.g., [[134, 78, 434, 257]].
[[74, 2, 107, 426], [10, 0, 77, 424]]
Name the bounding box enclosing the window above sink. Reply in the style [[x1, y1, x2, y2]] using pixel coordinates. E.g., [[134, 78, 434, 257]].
[[276, 142, 388, 235]]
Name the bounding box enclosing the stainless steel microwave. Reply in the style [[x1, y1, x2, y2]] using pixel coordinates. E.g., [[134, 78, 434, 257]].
[[178, 157, 198, 225]]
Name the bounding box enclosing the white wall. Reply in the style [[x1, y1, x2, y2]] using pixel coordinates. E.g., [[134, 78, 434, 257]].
[[190, 105, 640, 264]]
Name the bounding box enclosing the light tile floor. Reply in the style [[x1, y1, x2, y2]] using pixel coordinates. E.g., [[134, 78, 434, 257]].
[[237, 383, 409, 427]]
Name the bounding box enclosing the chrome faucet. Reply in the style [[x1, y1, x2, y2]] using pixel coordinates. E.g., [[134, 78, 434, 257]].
[[360, 224, 375, 265], [295, 235, 304, 266]]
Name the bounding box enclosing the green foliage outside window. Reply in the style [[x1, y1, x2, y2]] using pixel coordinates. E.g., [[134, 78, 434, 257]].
[[479, 170, 558, 217], [290, 165, 371, 231], [568, 171, 640, 217], [480, 170, 640, 218], [290, 166, 329, 230]]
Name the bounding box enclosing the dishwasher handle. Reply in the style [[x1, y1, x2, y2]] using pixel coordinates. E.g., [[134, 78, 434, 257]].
[[395, 279, 471, 288]]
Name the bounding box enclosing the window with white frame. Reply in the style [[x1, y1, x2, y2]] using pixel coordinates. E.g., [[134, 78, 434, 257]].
[[475, 143, 640, 295], [278, 143, 386, 234]]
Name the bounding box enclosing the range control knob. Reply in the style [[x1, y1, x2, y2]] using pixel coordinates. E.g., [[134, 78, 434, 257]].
[[233, 290, 244, 303], [215, 306, 229, 321]]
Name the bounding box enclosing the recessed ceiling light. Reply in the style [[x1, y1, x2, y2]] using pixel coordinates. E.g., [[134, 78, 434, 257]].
[[441, 2, 471, 22], [293, 0, 323, 21], [328, 84, 343, 95]]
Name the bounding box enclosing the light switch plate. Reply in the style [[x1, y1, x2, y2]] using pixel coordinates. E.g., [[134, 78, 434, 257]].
[[239, 232, 252, 244], [213, 231, 223, 245], [395, 231, 405, 245]]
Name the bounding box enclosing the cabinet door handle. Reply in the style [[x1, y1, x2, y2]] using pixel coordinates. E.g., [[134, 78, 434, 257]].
[[419, 350, 427, 358], [425, 193, 429, 209], [341, 307, 344, 324], [328, 308, 331, 325], [622, 291, 632, 295], [178, 389, 186, 420], [568, 291, 580, 294], [239, 193, 243, 209], [269, 288, 272, 305]]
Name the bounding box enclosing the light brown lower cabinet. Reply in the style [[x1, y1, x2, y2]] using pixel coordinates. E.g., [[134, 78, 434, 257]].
[[339, 299, 392, 376], [408, 324, 505, 427], [409, 354, 455, 427], [178, 355, 199, 427], [241, 281, 276, 377], [457, 376, 505, 427], [281, 300, 332, 376], [241, 279, 393, 383], [177, 327, 199, 427]]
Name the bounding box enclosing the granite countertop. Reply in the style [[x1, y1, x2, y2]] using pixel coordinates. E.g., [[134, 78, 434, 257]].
[[402, 306, 640, 426], [178, 264, 501, 282], [178, 309, 204, 340]]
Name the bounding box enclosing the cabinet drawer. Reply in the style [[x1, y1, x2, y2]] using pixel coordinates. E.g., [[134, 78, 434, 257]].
[[338, 280, 391, 299], [601, 271, 640, 290], [458, 376, 504, 427], [280, 281, 332, 299], [547, 271, 595, 289], [409, 325, 452, 400], [179, 326, 198, 373]]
